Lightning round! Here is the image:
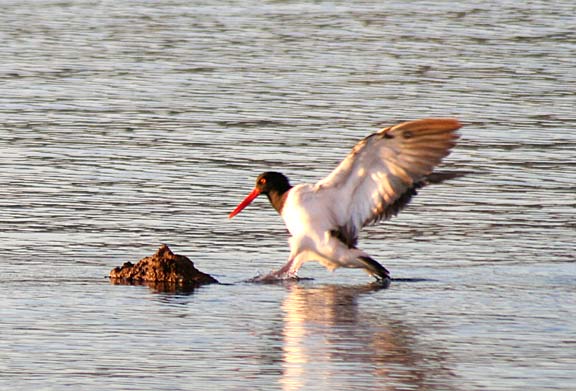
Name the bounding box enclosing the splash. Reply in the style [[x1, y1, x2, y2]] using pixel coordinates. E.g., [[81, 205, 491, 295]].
[[246, 269, 310, 283]]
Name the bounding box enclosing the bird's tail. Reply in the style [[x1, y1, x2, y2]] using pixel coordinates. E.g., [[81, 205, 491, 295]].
[[357, 256, 390, 281]]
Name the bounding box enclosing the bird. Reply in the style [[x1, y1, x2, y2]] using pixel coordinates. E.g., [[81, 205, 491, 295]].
[[228, 118, 462, 282]]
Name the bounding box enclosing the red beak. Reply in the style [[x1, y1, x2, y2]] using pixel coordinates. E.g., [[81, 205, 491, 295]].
[[228, 188, 261, 219]]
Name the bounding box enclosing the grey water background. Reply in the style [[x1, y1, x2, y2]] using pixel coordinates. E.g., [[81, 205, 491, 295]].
[[1, 0, 575, 390]]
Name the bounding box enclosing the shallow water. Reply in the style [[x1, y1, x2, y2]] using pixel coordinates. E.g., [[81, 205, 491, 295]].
[[1, 0, 575, 390]]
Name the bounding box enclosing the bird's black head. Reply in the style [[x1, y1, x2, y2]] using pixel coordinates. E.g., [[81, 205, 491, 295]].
[[254, 172, 292, 196], [229, 171, 292, 218]]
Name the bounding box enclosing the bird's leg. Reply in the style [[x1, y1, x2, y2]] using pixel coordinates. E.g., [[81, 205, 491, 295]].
[[253, 257, 297, 282], [264, 237, 305, 280], [275, 257, 296, 277], [357, 256, 390, 281]]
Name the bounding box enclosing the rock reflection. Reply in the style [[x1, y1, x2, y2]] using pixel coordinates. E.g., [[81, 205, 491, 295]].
[[280, 284, 454, 391], [109, 279, 198, 295]]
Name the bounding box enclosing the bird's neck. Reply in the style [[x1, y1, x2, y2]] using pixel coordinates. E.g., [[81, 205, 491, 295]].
[[266, 186, 292, 214]]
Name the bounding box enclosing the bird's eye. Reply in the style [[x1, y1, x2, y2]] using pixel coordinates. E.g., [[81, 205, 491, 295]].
[[259, 178, 267, 185]]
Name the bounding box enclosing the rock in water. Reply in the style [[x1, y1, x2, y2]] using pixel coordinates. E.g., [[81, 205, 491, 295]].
[[109, 244, 218, 286]]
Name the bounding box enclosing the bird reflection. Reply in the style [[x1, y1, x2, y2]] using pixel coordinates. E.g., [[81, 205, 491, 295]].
[[280, 283, 454, 391]]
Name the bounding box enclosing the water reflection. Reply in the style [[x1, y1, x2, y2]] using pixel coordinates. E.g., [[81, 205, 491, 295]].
[[280, 283, 454, 391]]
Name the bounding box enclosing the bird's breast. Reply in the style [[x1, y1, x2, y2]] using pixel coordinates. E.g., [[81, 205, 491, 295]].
[[281, 184, 335, 238]]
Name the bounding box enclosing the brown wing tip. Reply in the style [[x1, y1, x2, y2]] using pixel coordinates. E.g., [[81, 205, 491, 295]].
[[386, 118, 462, 134], [427, 118, 462, 131]]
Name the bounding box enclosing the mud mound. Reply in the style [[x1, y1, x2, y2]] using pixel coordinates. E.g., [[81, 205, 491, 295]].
[[110, 244, 218, 286]]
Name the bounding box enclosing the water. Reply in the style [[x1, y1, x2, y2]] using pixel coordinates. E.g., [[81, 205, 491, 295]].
[[1, 0, 575, 390]]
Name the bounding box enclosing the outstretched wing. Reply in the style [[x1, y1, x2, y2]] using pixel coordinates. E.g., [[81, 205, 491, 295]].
[[315, 118, 461, 247]]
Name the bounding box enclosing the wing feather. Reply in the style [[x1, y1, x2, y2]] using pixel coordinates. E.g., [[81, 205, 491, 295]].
[[315, 118, 461, 245]]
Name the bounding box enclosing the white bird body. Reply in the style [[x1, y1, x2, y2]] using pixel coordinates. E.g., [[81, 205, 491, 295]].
[[229, 118, 462, 281], [281, 184, 372, 274]]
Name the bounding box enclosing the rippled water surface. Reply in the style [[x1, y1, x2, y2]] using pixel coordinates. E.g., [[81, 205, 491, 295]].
[[1, 1, 575, 390]]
